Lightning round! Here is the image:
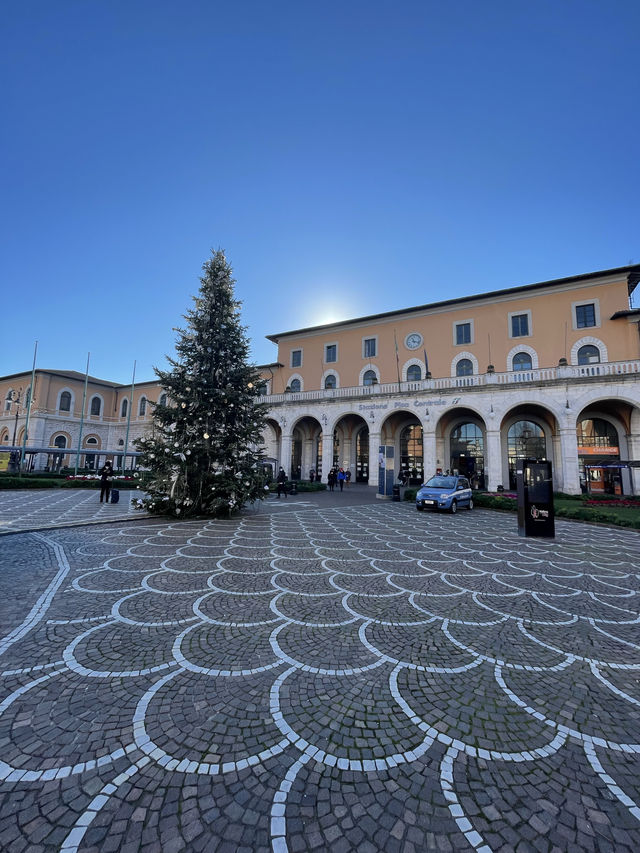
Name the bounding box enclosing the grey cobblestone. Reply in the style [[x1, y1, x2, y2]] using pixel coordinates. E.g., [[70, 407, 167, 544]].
[[1, 493, 640, 850]]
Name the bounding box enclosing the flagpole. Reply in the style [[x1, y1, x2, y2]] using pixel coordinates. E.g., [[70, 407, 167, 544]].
[[19, 341, 38, 474], [423, 348, 431, 379], [74, 353, 90, 476], [393, 329, 401, 387], [122, 361, 136, 472]]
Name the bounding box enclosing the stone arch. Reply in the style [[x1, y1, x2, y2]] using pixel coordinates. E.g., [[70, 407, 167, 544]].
[[402, 357, 425, 382], [570, 335, 608, 365], [451, 351, 479, 377], [331, 412, 370, 483], [506, 344, 539, 371], [286, 373, 303, 393], [379, 408, 425, 484], [358, 365, 380, 385], [500, 403, 559, 490], [435, 406, 488, 485], [321, 369, 339, 389]]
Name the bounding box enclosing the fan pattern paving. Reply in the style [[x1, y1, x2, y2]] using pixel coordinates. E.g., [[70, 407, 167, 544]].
[[1, 504, 640, 852]]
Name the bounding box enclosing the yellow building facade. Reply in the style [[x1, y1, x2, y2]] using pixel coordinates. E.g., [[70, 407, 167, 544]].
[[0, 370, 164, 471], [259, 265, 640, 495]]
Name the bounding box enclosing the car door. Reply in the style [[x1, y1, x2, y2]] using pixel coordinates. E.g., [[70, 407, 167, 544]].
[[457, 478, 471, 507]]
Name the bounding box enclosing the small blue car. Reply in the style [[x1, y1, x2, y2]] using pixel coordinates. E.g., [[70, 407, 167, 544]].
[[416, 475, 473, 513]]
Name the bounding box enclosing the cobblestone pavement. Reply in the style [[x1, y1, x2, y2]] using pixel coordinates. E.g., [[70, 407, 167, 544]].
[[0, 489, 147, 535], [1, 501, 640, 852]]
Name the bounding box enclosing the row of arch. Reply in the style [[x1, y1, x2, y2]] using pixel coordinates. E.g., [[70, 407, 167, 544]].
[[285, 338, 608, 392], [265, 395, 638, 495]]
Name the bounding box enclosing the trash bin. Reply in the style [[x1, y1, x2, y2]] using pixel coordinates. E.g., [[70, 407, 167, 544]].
[[392, 485, 401, 502]]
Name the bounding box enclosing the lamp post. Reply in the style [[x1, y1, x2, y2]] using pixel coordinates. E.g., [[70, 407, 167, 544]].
[[10, 388, 23, 447]]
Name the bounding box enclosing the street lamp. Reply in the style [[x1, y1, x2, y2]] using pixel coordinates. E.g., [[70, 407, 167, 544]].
[[10, 388, 24, 447]]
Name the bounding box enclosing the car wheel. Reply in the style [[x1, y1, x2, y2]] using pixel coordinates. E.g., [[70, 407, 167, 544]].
[[450, 500, 457, 514], [416, 505, 424, 512], [468, 497, 473, 510]]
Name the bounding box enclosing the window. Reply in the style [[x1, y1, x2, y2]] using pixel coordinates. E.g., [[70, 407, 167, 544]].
[[159, 393, 167, 406], [291, 349, 302, 368], [139, 397, 147, 416], [86, 437, 98, 445], [407, 364, 422, 381], [59, 391, 71, 412], [576, 303, 596, 329], [289, 378, 301, 392], [363, 338, 377, 358], [362, 369, 377, 386], [400, 425, 424, 483], [511, 313, 529, 337], [577, 418, 618, 449], [121, 399, 128, 418], [456, 359, 473, 376], [325, 344, 337, 363], [455, 323, 471, 345], [4, 392, 11, 412], [90, 396, 101, 416], [324, 375, 336, 389], [512, 352, 532, 371], [578, 345, 600, 365], [54, 435, 67, 449]]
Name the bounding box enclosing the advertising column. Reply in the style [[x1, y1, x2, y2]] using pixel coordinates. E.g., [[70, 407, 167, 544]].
[[377, 445, 395, 498], [517, 459, 555, 538]]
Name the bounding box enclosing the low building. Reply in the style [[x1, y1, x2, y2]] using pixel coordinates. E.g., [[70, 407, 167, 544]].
[[0, 370, 164, 472], [2, 264, 639, 494]]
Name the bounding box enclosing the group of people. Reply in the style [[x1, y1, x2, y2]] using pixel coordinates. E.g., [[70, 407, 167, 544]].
[[327, 467, 351, 492], [275, 465, 354, 496]]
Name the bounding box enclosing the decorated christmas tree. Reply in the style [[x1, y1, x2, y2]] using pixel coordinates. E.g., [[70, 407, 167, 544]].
[[135, 249, 268, 517]]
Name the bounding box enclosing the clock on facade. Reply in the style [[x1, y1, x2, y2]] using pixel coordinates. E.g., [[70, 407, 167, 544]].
[[405, 333, 422, 350]]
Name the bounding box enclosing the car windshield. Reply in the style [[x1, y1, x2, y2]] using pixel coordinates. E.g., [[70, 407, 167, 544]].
[[424, 477, 457, 489]]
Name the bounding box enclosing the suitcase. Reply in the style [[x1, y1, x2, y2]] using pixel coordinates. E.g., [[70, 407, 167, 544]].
[[110, 489, 120, 504]]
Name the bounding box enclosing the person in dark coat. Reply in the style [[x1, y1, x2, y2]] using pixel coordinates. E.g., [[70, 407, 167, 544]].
[[99, 461, 114, 503], [276, 467, 288, 498], [327, 469, 336, 492]]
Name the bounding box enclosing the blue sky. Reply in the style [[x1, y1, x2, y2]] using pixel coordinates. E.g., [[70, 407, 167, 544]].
[[2, 0, 638, 384]]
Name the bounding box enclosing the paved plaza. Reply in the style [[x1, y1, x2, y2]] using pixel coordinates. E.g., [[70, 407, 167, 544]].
[[1, 491, 640, 852], [0, 489, 146, 536]]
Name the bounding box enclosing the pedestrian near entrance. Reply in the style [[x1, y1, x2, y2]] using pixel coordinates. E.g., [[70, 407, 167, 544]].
[[309, 467, 315, 482], [99, 461, 114, 503], [345, 469, 351, 486], [327, 469, 336, 492], [337, 468, 346, 491], [276, 467, 288, 498]]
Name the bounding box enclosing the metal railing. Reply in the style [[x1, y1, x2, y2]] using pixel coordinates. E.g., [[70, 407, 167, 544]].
[[260, 359, 640, 404]]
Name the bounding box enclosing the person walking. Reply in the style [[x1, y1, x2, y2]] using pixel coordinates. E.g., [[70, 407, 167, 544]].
[[99, 461, 114, 503], [327, 469, 336, 492], [345, 469, 351, 486], [337, 467, 346, 492], [276, 467, 288, 498]]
